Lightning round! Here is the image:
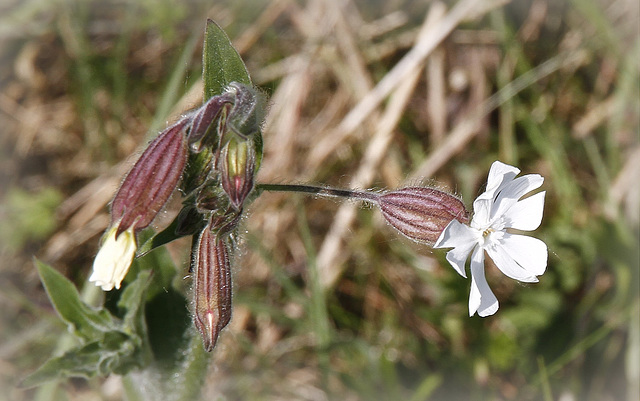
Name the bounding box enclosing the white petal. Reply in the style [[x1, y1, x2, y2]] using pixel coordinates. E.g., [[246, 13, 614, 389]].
[[502, 192, 545, 231], [434, 220, 478, 278], [486, 161, 520, 197], [499, 233, 548, 276], [434, 219, 478, 249], [471, 196, 492, 228], [490, 174, 544, 222], [500, 173, 544, 200], [485, 237, 539, 283], [445, 247, 473, 278], [90, 225, 137, 291], [468, 247, 499, 317], [472, 162, 521, 227]]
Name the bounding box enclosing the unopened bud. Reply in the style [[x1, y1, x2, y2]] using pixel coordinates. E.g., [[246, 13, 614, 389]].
[[219, 137, 256, 209], [210, 207, 242, 237], [195, 183, 243, 236], [188, 94, 232, 153], [111, 117, 189, 235], [378, 187, 469, 244], [225, 82, 266, 140], [193, 225, 232, 352]]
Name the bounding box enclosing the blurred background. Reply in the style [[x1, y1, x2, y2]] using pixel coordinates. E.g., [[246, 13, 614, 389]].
[[1, 0, 638, 400]]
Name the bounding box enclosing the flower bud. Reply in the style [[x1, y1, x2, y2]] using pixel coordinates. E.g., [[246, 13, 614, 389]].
[[193, 225, 232, 352], [378, 187, 469, 244], [218, 137, 256, 209], [195, 180, 226, 213], [195, 183, 243, 237], [225, 82, 266, 140], [188, 94, 233, 153], [209, 207, 242, 237], [110, 117, 189, 235]]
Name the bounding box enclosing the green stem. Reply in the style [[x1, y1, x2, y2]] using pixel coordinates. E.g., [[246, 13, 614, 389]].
[[255, 183, 379, 203]]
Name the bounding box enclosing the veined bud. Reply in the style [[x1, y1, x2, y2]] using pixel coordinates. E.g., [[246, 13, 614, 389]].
[[218, 137, 256, 209], [224, 82, 266, 140], [110, 117, 190, 236], [193, 225, 232, 352], [209, 206, 242, 238], [195, 183, 243, 237], [195, 180, 226, 213], [188, 94, 233, 153], [378, 187, 469, 244]]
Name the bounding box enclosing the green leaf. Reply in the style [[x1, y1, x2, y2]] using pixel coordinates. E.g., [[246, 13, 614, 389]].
[[143, 252, 178, 293], [202, 18, 251, 100], [136, 216, 186, 257], [117, 270, 153, 368], [34, 259, 117, 341], [145, 289, 190, 366], [118, 270, 152, 339], [22, 331, 141, 387], [24, 267, 155, 387]]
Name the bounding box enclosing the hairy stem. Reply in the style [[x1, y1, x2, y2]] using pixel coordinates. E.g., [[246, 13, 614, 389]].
[[255, 183, 379, 203]]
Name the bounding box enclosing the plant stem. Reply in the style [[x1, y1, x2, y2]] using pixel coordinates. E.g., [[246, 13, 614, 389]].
[[255, 183, 379, 203]]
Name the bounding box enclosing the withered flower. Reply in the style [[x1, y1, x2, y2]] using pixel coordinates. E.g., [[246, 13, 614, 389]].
[[90, 117, 190, 291]]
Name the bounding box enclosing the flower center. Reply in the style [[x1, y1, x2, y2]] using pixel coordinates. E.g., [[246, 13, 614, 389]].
[[479, 227, 495, 247]]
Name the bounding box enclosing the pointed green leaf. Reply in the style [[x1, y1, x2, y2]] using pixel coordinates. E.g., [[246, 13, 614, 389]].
[[137, 216, 185, 257], [24, 269, 154, 388], [22, 342, 103, 387], [35, 259, 117, 341], [21, 331, 142, 388], [117, 270, 153, 367], [118, 270, 151, 337], [203, 18, 251, 100]]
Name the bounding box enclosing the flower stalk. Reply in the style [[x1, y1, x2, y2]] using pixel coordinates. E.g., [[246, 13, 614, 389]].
[[257, 183, 469, 244], [255, 183, 378, 202], [90, 69, 547, 355]]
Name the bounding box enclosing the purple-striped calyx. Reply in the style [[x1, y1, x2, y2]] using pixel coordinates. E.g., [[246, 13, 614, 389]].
[[193, 223, 233, 352], [378, 187, 469, 244], [111, 117, 190, 236], [90, 117, 190, 291]]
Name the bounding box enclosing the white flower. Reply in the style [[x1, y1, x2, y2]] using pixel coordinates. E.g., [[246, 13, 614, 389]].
[[434, 161, 547, 317], [89, 223, 137, 291]]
